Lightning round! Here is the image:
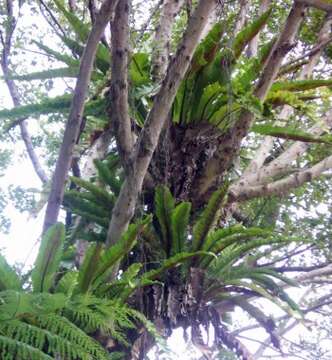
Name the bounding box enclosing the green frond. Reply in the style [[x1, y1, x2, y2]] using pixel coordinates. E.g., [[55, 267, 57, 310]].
[[170, 202, 191, 255], [55, 271, 78, 296], [251, 124, 332, 144], [271, 79, 332, 92], [92, 217, 151, 289], [70, 176, 115, 210], [4, 67, 79, 81], [200, 227, 272, 268], [35, 313, 111, 359], [0, 335, 53, 360], [154, 186, 175, 255], [191, 22, 224, 71], [0, 95, 72, 121], [93, 159, 122, 195], [32, 223, 65, 293], [33, 40, 78, 66], [63, 191, 110, 219], [142, 251, 213, 281], [233, 7, 272, 58], [209, 236, 293, 274], [192, 184, 228, 251], [76, 243, 103, 294], [53, 0, 90, 41], [0, 254, 21, 291]]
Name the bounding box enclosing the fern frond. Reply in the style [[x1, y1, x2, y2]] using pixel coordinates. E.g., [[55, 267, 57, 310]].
[[0, 335, 52, 360], [171, 202, 191, 255], [93, 159, 122, 195], [70, 176, 115, 210], [233, 7, 272, 58], [154, 186, 175, 255], [32, 223, 65, 293], [192, 184, 228, 251], [0, 254, 21, 291]]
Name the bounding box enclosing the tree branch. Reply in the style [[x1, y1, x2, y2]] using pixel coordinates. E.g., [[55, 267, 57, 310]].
[[105, 0, 219, 250], [232, 154, 332, 202], [43, 0, 120, 232], [151, 0, 185, 82], [109, 0, 133, 169], [1, 0, 48, 184], [197, 1, 305, 200]]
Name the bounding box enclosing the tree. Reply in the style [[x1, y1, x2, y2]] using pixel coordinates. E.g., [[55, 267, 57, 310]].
[[1, 0, 332, 358]]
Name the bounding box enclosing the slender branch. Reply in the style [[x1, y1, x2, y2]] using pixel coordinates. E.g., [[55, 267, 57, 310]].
[[105, 0, 219, 250], [297, 0, 332, 12], [0, 0, 48, 184], [151, 0, 185, 82], [109, 0, 133, 169], [232, 154, 332, 202], [43, 0, 120, 233]]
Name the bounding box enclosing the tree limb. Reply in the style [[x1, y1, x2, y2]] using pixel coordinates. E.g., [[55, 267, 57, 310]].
[[105, 0, 219, 250], [197, 1, 305, 200], [232, 154, 332, 202], [109, 0, 133, 169], [151, 0, 185, 82], [43, 0, 120, 233], [1, 0, 48, 184]]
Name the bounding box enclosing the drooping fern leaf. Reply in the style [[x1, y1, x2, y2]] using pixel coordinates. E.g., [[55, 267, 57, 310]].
[[233, 7, 272, 58], [31, 223, 65, 293]]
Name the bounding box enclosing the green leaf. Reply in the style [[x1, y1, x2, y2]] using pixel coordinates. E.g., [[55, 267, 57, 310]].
[[70, 176, 115, 210], [271, 79, 332, 92], [76, 243, 103, 294], [93, 159, 122, 195], [251, 124, 332, 144], [92, 217, 151, 289], [32, 223, 65, 293], [4, 67, 102, 82], [33, 40, 78, 66], [191, 22, 224, 71], [0, 95, 72, 121], [171, 202, 191, 255], [192, 184, 228, 251], [233, 7, 272, 58], [0, 254, 21, 291], [154, 186, 175, 255]]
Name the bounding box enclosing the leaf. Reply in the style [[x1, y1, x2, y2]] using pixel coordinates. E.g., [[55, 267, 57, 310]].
[[70, 176, 115, 210], [233, 7, 272, 58], [4, 67, 102, 82], [76, 243, 103, 294], [130, 53, 151, 86], [271, 79, 332, 92], [0, 254, 21, 291], [142, 251, 214, 281], [170, 202, 191, 254], [92, 217, 151, 288], [31, 223, 65, 293], [0, 95, 72, 121], [93, 159, 122, 195], [33, 40, 78, 67], [251, 124, 332, 144], [191, 22, 224, 71], [192, 184, 228, 251], [154, 186, 175, 255]]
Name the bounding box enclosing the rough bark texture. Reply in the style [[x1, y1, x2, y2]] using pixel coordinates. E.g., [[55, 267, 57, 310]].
[[109, 0, 133, 170], [151, 0, 185, 82], [106, 0, 219, 248], [43, 0, 120, 233]]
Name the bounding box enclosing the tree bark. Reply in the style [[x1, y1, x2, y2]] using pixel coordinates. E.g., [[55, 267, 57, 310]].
[[43, 0, 120, 233]]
